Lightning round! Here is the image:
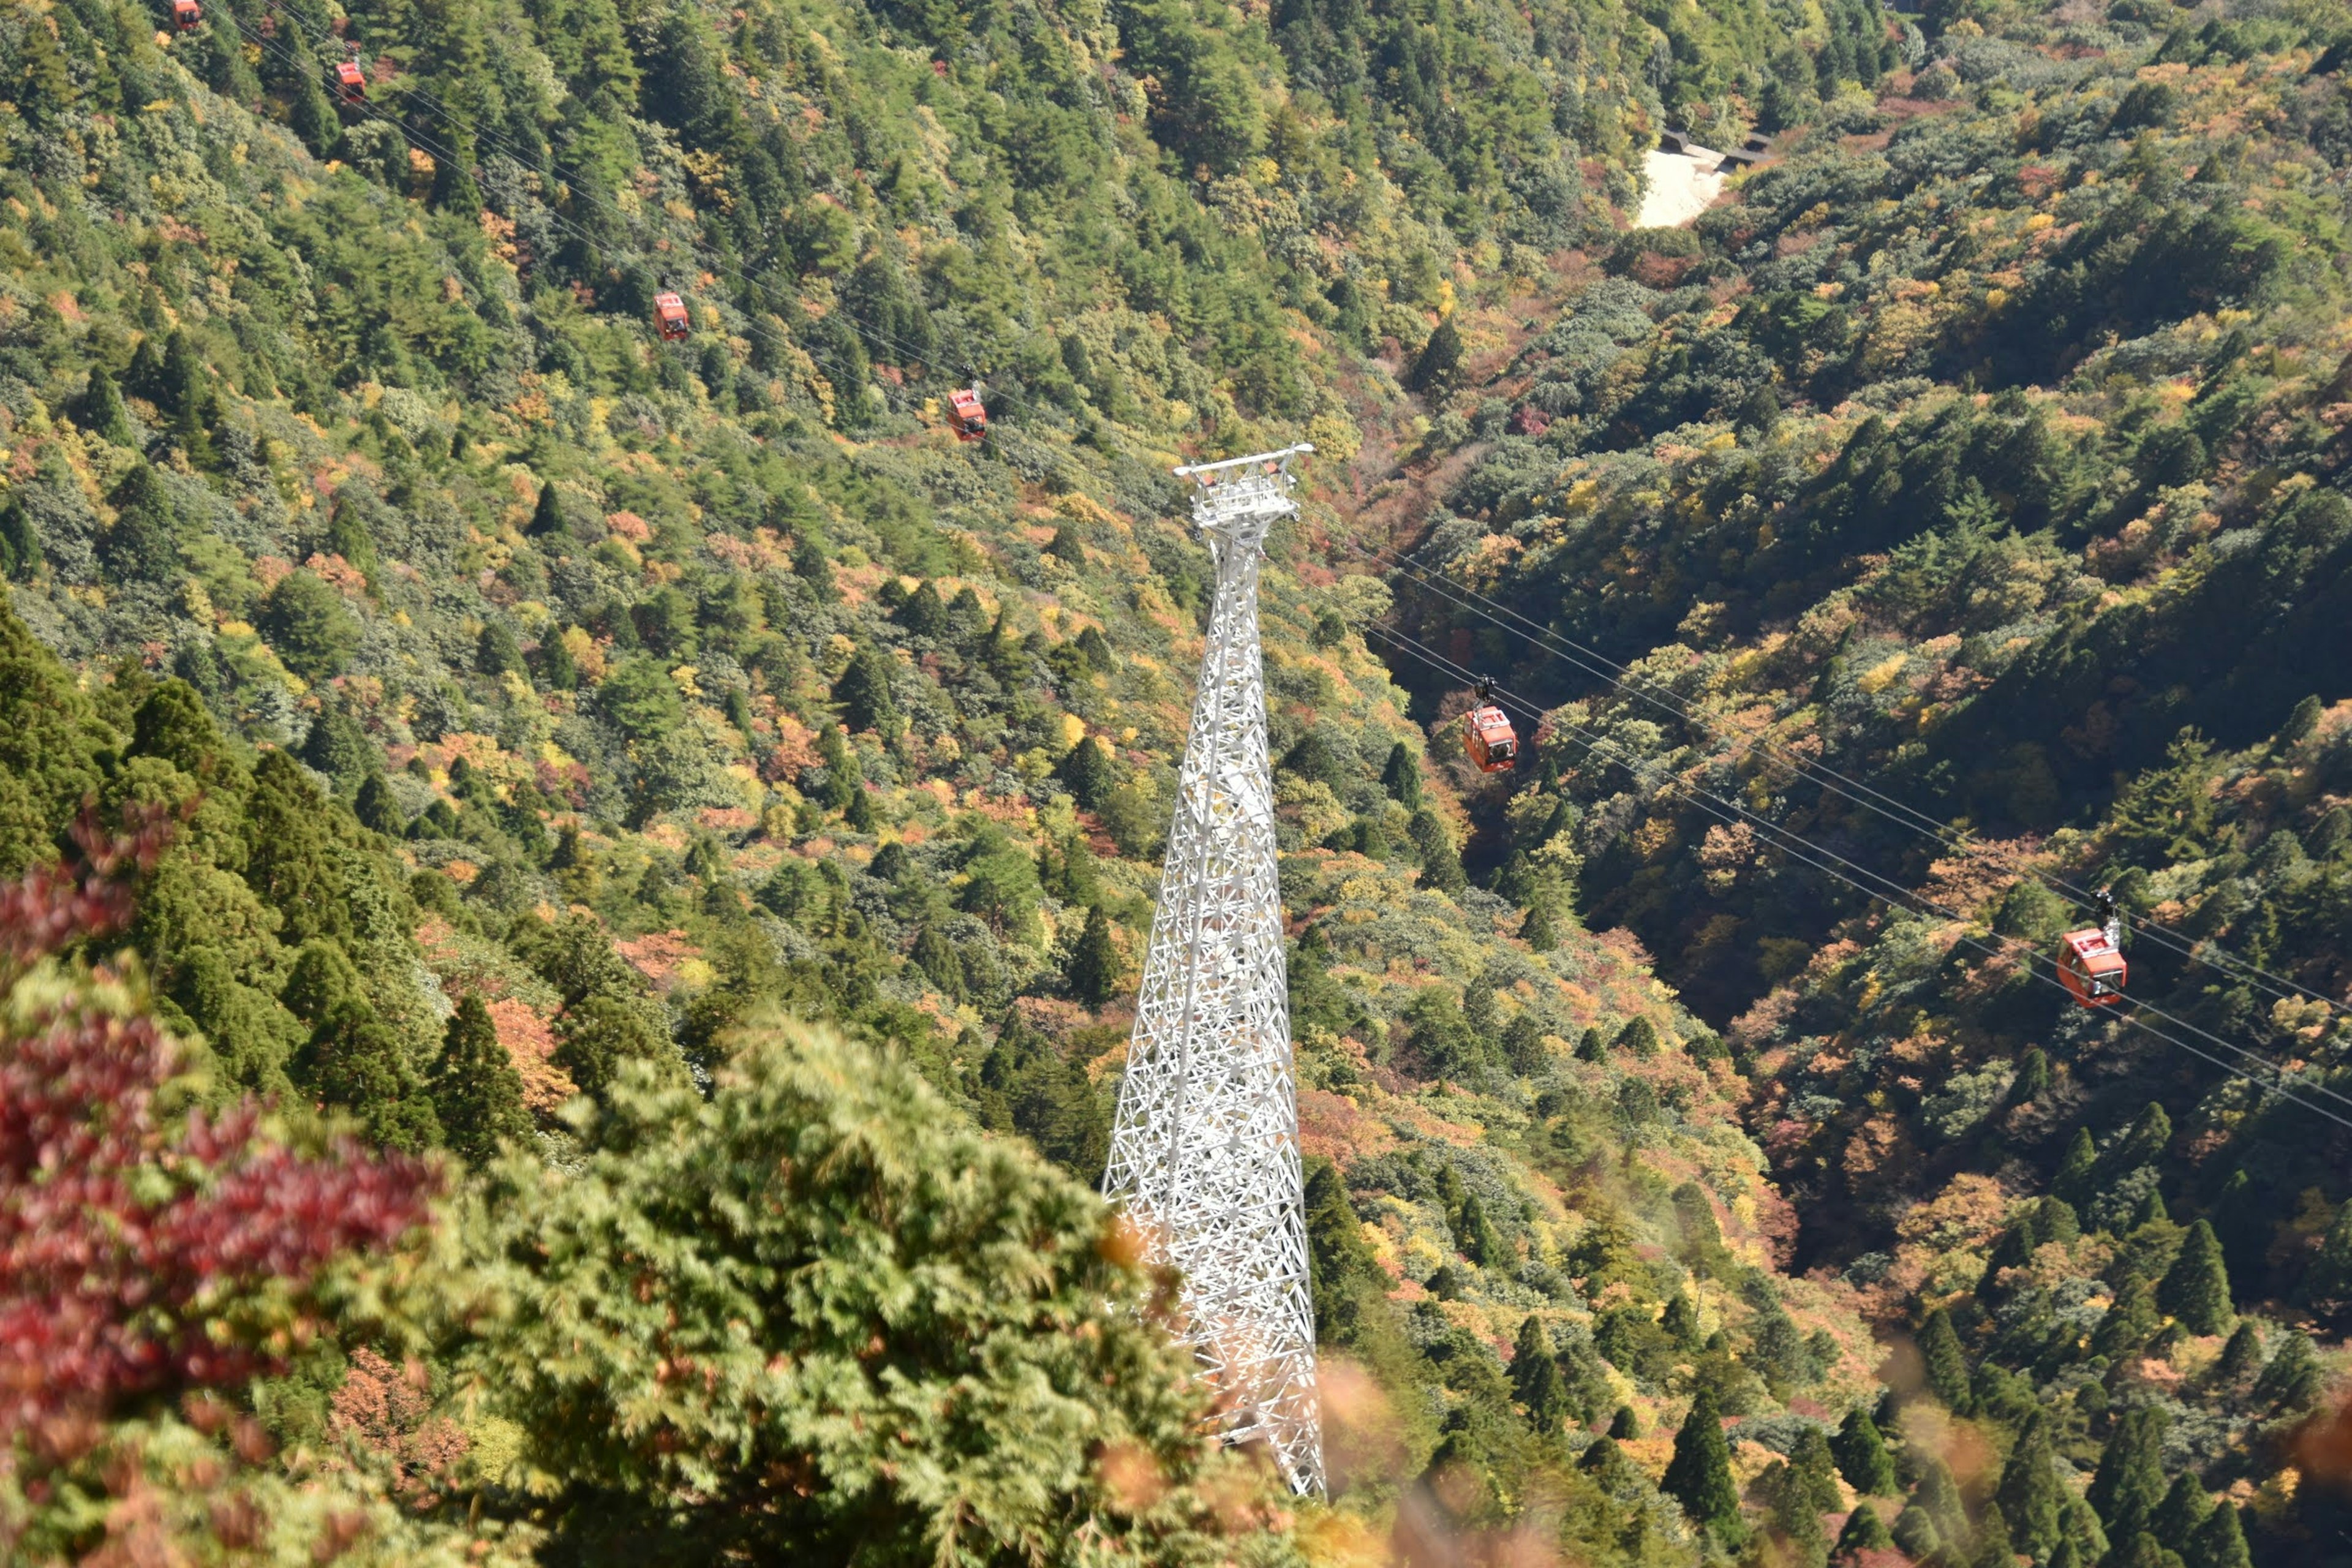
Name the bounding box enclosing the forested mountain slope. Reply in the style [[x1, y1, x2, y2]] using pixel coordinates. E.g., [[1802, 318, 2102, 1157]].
[[1387, 4, 2352, 1561], [0, 0, 1927, 1560]]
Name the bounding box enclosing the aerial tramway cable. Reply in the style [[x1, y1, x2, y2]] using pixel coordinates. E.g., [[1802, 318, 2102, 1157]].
[[1354, 617, 2352, 1131], [1336, 532, 2343, 1014], [213, 10, 2342, 1072]]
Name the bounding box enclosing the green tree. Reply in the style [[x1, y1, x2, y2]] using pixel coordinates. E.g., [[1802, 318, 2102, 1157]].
[[1787, 1423, 1841, 1513], [2187, 1503, 2250, 1568], [1382, 741, 1423, 807], [833, 643, 900, 733], [1836, 1502, 1893, 1556], [2150, 1475, 2211, 1545], [82, 364, 134, 445], [1996, 1414, 2066, 1560], [1408, 315, 1464, 396], [1057, 736, 1117, 810], [1407, 807, 1466, 897], [1510, 1314, 1572, 1433], [1614, 1016, 1662, 1060], [0, 590, 108, 874], [467, 1017, 1293, 1563], [245, 752, 353, 944], [1662, 1387, 1744, 1545], [2254, 1330, 2323, 1410], [2109, 730, 2219, 864], [1833, 1404, 1899, 1494], [598, 657, 688, 741], [102, 464, 182, 584], [1303, 1157, 1380, 1345], [1918, 1305, 1972, 1411], [260, 570, 362, 681], [2053, 1126, 2100, 1208], [2087, 1407, 2169, 1542], [526, 477, 569, 537], [300, 1000, 442, 1153], [555, 992, 682, 1104], [2157, 1219, 2234, 1334], [432, 995, 532, 1167], [1066, 905, 1123, 1009]]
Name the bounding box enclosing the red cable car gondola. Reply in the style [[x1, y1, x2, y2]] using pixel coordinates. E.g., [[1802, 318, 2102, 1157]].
[[172, 0, 201, 30], [654, 291, 691, 342], [332, 59, 367, 102], [1464, 680, 1518, 773], [948, 385, 987, 441], [2057, 889, 2127, 1007]]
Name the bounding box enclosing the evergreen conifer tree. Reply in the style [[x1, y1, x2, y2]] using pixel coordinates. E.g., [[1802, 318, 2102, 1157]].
[[355, 773, 406, 836], [814, 723, 859, 812], [2157, 1219, 2234, 1333], [1057, 736, 1116, 810], [833, 644, 900, 734], [1789, 1424, 1841, 1513], [1066, 905, 1122, 1009], [1996, 1414, 2066, 1559], [527, 477, 568, 537], [2054, 1126, 2100, 1208], [1836, 1502, 1893, 1557], [2087, 1407, 2168, 1541], [2092, 1277, 2161, 1362], [1662, 1387, 1744, 1545], [103, 464, 183, 584], [1918, 1306, 1972, 1411], [1382, 741, 1423, 807], [301, 1000, 442, 1153], [1915, 1455, 1967, 1545], [1577, 1027, 1606, 1063], [2254, 1330, 2323, 1410], [1834, 1404, 1899, 1494], [83, 365, 135, 445], [2149, 1475, 2211, 1545], [432, 995, 531, 1167], [1891, 1499, 1943, 1562], [1407, 807, 1467, 897], [1511, 1314, 1570, 1433], [1615, 1015, 1662, 1059], [1579, 1434, 1642, 1492], [1455, 1189, 1506, 1267], [2186, 1502, 2250, 1568], [1302, 1159, 1380, 1345], [1970, 1501, 2016, 1568], [1501, 1011, 1545, 1074], [2213, 1321, 2263, 1385]]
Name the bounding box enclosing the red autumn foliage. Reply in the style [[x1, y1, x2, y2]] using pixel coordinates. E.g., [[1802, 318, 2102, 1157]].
[[0, 806, 439, 1442]]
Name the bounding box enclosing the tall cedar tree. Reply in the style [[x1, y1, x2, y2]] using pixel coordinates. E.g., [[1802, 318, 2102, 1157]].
[[1066, 905, 1123, 1009], [1662, 1387, 1745, 1544], [432, 994, 532, 1167], [1918, 1305, 1972, 1411], [2158, 1218, 2235, 1333], [1997, 1414, 2068, 1559], [2088, 1407, 2169, 1540], [1834, 1404, 1899, 1494]]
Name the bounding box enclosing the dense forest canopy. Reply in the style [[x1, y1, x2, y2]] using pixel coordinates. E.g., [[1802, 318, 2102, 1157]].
[[1, 0, 2351, 1557]]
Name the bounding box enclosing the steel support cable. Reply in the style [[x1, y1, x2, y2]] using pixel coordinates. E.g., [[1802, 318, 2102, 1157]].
[[1355, 619, 2352, 1132], [1336, 532, 2344, 1012]]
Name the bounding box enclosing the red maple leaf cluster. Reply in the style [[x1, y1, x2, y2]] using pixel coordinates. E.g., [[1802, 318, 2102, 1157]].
[[0, 807, 439, 1443]]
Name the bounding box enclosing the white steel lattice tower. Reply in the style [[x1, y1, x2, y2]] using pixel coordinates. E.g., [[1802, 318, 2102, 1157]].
[[1104, 445, 1322, 1496]]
